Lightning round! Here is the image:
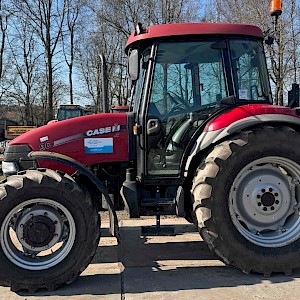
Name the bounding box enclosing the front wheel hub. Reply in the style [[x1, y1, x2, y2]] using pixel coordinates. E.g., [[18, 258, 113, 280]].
[[16, 205, 63, 252], [23, 215, 56, 248], [1, 199, 76, 271]]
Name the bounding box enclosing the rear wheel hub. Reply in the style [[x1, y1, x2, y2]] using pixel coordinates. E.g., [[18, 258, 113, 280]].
[[261, 192, 275, 207], [229, 157, 300, 247]]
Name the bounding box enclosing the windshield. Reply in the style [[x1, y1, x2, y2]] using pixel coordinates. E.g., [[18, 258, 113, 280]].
[[230, 39, 271, 102], [135, 38, 270, 117], [149, 40, 227, 117]]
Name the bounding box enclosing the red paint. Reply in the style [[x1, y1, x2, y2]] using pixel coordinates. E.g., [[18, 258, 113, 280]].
[[205, 104, 299, 131], [126, 23, 263, 52], [11, 113, 129, 174]]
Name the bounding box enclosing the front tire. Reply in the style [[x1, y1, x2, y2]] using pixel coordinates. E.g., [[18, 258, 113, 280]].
[[192, 126, 300, 275], [0, 169, 100, 292]]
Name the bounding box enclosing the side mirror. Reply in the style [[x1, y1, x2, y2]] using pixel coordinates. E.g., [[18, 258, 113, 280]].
[[128, 49, 140, 82]]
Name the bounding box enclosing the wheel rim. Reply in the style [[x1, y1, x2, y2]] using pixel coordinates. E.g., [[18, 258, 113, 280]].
[[0, 198, 76, 270], [229, 156, 300, 247]]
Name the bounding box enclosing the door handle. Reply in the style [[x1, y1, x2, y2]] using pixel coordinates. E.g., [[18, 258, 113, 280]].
[[147, 119, 161, 135]]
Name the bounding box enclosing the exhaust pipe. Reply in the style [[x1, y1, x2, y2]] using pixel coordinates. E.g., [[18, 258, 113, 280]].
[[99, 54, 109, 113]]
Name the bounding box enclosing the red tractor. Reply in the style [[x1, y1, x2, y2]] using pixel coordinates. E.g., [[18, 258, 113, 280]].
[[1, 0, 299, 292]]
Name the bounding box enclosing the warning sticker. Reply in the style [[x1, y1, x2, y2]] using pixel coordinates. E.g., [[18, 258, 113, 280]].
[[239, 89, 248, 99], [84, 138, 113, 154]]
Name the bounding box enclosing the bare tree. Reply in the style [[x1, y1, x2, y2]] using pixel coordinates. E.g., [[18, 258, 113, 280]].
[[78, 29, 106, 113], [0, 0, 8, 81], [79, 0, 202, 108], [150, 0, 200, 24], [7, 16, 44, 125], [13, 0, 67, 121], [0, 0, 14, 107], [62, 0, 82, 104]]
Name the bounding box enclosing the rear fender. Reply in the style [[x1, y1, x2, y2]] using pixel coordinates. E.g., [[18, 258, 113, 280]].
[[28, 151, 120, 241], [184, 113, 300, 176]]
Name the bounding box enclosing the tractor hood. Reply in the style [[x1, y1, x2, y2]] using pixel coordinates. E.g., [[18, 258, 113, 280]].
[[4, 113, 130, 174]]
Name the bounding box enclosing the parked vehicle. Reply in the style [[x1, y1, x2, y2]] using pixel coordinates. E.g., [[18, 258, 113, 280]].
[[5, 125, 36, 140], [55, 104, 86, 121]]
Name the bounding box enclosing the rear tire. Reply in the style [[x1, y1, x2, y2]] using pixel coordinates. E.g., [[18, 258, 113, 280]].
[[0, 169, 100, 292], [192, 126, 300, 275]]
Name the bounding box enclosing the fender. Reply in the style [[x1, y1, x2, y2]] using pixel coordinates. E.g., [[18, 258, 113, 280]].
[[28, 151, 120, 241], [184, 104, 300, 176]]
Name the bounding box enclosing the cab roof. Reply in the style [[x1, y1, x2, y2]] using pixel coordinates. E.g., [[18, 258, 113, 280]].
[[125, 22, 264, 53]]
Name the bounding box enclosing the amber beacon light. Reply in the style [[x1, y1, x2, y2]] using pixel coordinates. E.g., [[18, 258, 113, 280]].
[[270, 0, 282, 16]]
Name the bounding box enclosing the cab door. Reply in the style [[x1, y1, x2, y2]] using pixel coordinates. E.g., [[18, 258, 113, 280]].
[[144, 40, 228, 178]]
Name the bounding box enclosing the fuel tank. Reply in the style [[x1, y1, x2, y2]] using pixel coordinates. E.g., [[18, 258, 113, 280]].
[[8, 113, 129, 173]]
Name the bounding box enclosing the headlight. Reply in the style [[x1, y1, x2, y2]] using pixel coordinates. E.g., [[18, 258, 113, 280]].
[[2, 161, 18, 175], [3, 144, 35, 176]]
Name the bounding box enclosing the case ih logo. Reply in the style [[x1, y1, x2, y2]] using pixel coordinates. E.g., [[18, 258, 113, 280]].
[[86, 124, 121, 137]]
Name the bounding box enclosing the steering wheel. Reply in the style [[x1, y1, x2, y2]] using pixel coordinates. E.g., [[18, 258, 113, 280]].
[[161, 92, 190, 120], [163, 104, 186, 120], [167, 92, 190, 110]]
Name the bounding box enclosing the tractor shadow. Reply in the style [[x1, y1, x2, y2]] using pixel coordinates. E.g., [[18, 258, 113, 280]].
[[17, 223, 300, 298]]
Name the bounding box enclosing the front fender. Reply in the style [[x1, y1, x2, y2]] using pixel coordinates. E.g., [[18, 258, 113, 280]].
[[28, 151, 120, 241]]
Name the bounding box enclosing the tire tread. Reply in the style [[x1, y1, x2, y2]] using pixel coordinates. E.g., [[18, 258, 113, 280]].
[[0, 169, 100, 292]]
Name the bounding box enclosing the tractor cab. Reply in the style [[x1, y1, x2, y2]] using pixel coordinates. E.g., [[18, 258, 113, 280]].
[[126, 23, 272, 181]]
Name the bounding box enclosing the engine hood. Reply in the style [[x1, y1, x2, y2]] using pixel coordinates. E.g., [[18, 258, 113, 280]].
[[9, 113, 129, 172]]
